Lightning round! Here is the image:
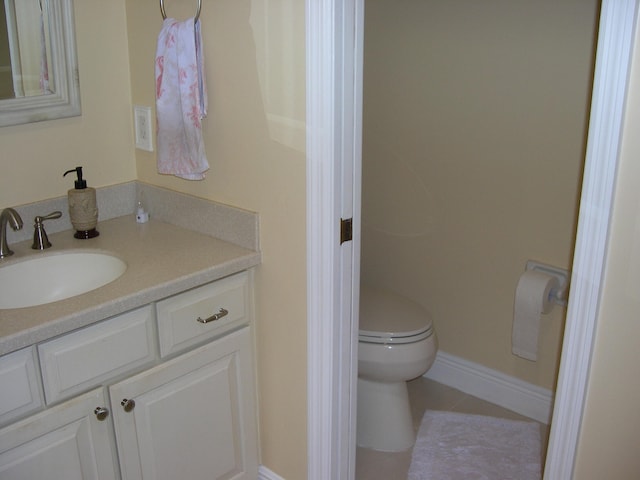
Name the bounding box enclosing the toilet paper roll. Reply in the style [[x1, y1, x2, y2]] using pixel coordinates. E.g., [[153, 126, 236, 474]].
[[511, 270, 559, 362]]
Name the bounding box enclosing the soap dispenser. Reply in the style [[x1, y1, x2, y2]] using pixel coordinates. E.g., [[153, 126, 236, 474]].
[[63, 166, 99, 239]]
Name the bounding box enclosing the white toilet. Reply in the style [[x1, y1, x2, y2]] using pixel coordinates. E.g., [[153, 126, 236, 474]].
[[357, 284, 438, 452]]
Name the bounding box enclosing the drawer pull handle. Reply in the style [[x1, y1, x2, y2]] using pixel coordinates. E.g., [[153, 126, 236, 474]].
[[94, 407, 110, 421], [121, 398, 136, 412], [197, 308, 229, 324]]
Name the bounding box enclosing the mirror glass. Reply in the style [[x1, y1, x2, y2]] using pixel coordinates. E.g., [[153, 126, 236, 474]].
[[0, 0, 80, 127]]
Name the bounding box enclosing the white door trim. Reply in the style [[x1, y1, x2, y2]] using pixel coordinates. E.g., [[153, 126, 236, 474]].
[[544, 1, 638, 477], [306, 0, 637, 479], [306, 1, 363, 479]]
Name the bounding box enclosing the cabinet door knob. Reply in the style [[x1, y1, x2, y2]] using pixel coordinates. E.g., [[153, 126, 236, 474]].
[[121, 398, 136, 412], [94, 407, 110, 421]]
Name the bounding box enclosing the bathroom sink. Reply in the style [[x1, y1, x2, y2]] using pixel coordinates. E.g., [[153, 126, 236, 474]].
[[0, 252, 127, 309]]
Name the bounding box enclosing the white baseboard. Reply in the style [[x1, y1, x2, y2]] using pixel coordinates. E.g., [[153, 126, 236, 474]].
[[424, 351, 554, 424], [259, 465, 286, 480]]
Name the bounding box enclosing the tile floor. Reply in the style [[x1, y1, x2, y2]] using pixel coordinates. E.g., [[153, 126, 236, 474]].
[[355, 377, 550, 479]]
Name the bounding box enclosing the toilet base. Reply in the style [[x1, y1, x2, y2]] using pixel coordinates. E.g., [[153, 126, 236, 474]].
[[356, 377, 415, 452]]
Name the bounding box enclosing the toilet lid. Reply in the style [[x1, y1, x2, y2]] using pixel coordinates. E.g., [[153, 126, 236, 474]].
[[358, 285, 434, 344]]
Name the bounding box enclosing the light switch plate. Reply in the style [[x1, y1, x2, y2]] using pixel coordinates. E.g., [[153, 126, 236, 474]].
[[134, 105, 153, 152]]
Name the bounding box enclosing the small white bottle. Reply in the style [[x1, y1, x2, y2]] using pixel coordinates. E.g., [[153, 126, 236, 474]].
[[135, 192, 149, 224]]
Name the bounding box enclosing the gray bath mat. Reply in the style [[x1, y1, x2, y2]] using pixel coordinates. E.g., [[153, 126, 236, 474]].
[[408, 410, 541, 480]]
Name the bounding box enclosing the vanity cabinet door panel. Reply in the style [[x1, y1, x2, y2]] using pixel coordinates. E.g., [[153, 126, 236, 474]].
[[109, 326, 258, 480], [0, 346, 43, 427], [0, 388, 118, 480]]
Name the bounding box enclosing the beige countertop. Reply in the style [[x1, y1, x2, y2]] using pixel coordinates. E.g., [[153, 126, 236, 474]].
[[0, 215, 261, 356]]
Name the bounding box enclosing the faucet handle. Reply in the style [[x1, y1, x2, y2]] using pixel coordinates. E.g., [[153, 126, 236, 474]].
[[35, 211, 63, 223], [32, 211, 62, 250]]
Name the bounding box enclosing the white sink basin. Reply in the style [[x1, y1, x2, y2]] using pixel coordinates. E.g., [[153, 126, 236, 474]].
[[0, 252, 127, 309]]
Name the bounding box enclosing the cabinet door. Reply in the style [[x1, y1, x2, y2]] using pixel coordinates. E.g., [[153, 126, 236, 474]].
[[0, 388, 118, 480], [110, 327, 258, 480], [0, 346, 43, 427]]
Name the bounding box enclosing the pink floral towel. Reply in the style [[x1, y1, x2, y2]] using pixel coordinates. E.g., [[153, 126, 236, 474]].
[[155, 18, 209, 180]]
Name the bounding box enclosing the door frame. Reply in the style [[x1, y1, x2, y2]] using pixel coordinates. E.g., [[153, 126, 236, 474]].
[[544, 0, 638, 476], [306, 1, 363, 478], [306, 0, 638, 478]]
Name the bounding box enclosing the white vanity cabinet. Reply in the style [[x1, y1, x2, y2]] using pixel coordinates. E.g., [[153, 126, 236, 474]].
[[0, 271, 258, 480]]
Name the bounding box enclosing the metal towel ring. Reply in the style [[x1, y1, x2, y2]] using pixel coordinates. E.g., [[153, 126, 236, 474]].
[[160, 0, 201, 22]]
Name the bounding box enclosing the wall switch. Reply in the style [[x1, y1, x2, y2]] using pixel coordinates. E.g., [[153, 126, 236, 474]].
[[134, 105, 154, 152]]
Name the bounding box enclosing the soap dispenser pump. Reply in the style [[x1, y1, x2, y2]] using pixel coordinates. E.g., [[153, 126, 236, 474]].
[[63, 166, 99, 239]]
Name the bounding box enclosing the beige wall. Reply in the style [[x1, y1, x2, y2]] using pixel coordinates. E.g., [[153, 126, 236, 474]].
[[0, 0, 136, 207], [12, 0, 637, 478], [125, 1, 307, 478], [573, 10, 640, 478], [361, 0, 599, 390], [1, 0, 307, 477]]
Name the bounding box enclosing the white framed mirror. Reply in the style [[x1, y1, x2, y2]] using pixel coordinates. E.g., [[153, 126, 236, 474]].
[[0, 0, 80, 127]]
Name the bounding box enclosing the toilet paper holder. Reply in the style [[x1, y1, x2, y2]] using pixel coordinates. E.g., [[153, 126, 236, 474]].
[[525, 260, 570, 307]]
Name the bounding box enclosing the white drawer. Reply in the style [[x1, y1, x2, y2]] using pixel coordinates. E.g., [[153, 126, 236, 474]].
[[39, 306, 157, 404], [156, 271, 250, 357], [0, 347, 43, 427]]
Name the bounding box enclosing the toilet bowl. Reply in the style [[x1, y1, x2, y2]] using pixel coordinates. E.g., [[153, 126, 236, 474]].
[[357, 284, 438, 452]]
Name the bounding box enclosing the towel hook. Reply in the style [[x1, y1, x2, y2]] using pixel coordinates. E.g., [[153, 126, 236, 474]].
[[160, 0, 201, 22]]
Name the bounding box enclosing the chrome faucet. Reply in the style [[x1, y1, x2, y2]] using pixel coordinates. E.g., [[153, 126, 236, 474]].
[[0, 208, 24, 258]]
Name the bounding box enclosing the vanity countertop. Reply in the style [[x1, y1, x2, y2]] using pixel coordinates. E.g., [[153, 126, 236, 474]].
[[0, 215, 261, 356]]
